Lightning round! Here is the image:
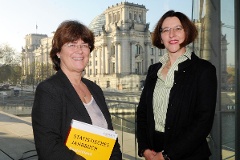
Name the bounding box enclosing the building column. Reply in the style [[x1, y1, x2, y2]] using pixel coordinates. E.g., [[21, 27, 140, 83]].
[[102, 44, 107, 74], [92, 50, 96, 76], [114, 43, 118, 74], [117, 42, 121, 73], [144, 42, 151, 73], [130, 41, 136, 73], [97, 48, 101, 75], [201, 0, 221, 160]]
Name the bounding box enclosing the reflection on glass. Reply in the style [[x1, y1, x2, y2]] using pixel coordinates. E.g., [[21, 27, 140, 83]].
[[192, 0, 236, 159]]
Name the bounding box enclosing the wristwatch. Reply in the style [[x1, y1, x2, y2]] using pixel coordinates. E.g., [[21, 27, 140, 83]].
[[162, 150, 170, 160]]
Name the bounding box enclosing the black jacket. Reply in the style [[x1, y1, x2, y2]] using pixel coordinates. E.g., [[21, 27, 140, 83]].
[[32, 70, 122, 160], [137, 53, 217, 160]]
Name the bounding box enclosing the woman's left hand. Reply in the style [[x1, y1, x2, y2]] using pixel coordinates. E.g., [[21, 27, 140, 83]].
[[151, 152, 164, 160]]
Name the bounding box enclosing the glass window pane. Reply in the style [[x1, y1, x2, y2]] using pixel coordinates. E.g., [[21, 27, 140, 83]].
[[193, 0, 236, 159], [221, 0, 235, 159]]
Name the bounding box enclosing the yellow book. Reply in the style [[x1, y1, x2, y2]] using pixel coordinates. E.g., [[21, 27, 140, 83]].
[[66, 119, 118, 160]]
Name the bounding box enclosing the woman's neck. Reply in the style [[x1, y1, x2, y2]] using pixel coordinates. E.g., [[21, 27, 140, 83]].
[[168, 47, 186, 64], [62, 69, 82, 85]]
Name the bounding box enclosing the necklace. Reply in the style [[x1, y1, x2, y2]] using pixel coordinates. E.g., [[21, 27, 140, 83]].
[[71, 82, 87, 98]]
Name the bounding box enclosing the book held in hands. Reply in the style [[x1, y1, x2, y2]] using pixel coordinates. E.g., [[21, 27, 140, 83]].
[[66, 119, 118, 160]]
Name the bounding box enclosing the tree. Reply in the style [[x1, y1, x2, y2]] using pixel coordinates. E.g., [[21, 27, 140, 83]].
[[11, 65, 22, 84], [0, 65, 12, 82], [0, 44, 21, 65], [0, 44, 22, 84], [227, 66, 235, 85]]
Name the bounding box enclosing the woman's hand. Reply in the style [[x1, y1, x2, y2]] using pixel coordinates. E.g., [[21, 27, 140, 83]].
[[152, 152, 165, 160], [143, 149, 157, 160], [143, 150, 165, 160]]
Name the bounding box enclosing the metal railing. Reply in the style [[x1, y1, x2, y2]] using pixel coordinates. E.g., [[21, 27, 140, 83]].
[[106, 100, 236, 160], [106, 100, 141, 160], [0, 93, 236, 160]]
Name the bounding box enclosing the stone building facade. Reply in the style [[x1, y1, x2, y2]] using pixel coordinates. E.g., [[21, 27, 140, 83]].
[[21, 34, 54, 85], [21, 2, 228, 91], [21, 2, 163, 91], [85, 2, 163, 91]]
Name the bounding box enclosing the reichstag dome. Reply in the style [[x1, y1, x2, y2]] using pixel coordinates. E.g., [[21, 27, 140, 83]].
[[88, 13, 105, 36]]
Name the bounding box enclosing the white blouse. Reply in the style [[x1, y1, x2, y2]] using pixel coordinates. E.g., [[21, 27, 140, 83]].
[[83, 96, 108, 129]]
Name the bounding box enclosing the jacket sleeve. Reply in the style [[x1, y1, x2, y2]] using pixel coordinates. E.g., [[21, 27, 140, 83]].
[[109, 139, 122, 160], [31, 81, 83, 160], [137, 65, 155, 156]]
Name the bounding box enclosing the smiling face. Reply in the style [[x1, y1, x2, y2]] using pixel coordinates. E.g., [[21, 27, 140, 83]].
[[57, 38, 90, 75], [160, 16, 186, 55]]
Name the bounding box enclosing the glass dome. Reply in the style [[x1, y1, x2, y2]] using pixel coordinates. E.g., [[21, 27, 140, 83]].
[[88, 13, 105, 36]]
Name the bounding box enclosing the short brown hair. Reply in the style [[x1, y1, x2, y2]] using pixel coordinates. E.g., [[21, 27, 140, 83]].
[[50, 20, 95, 71], [152, 10, 198, 49]]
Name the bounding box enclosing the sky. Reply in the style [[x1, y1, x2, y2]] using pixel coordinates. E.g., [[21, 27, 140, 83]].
[[0, 0, 192, 52], [0, 0, 235, 65], [220, 0, 235, 66]]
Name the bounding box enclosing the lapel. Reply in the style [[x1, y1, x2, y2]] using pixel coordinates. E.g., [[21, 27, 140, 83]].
[[145, 63, 162, 122], [148, 62, 162, 95], [149, 62, 162, 80], [178, 52, 198, 70], [56, 70, 92, 123]]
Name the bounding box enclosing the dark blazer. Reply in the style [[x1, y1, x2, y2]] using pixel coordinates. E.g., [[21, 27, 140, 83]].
[[137, 53, 217, 160], [32, 70, 122, 160]]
